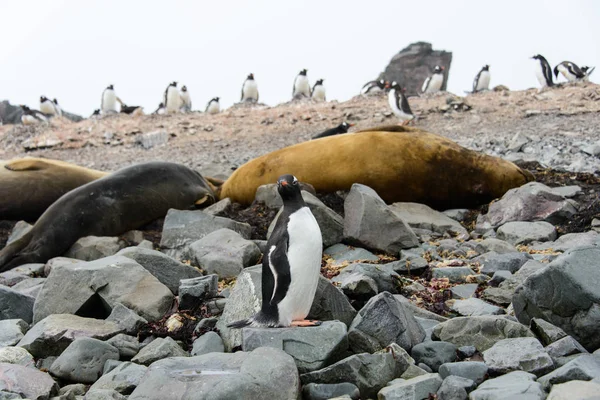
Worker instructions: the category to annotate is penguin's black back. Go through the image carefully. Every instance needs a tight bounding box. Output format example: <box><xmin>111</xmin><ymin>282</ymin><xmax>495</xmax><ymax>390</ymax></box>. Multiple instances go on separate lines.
<box><xmin>312</xmin><ymin>122</ymin><xmax>350</xmax><ymax>139</ymax></box>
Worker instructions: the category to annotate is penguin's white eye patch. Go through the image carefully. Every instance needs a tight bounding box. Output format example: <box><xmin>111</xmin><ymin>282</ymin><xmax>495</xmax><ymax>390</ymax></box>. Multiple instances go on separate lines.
<box><xmin>292</xmin><ymin>176</ymin><xmax>298</xmax><ymax>183</ymax></box>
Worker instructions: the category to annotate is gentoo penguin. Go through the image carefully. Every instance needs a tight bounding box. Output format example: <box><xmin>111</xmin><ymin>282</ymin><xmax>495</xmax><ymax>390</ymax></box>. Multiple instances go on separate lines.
<box><xmin>101</xmin><ymin>84</ymin><xmax>118</xmax><ymax>114</ymax></box>
<box><xmin>91</xmin><ymin>109</ymin><xmax>101</xmax><ymax>118</ymax></box>
<box><xmin>52</xmin><ymin>99</ymin><xmax>63</xmax><ymax>116</ymax></box>
<box><xmin>312</xmin><ymin>121</ymin><xmax>354</xmax><ymax>140</ymax></box>
<box><xmin>206</xmin><ymin>97</ymin><xmax>220</xmax><ymax>114</ymax></box>
<box><xmin>553</xmin><ymin>61</ymin><xmax>585</xmax><ymax>82</ymax></box>
<box><xmin>120</xmin><ymin>104</ymin><xmax>144</xmax><ymax>116</ymax></box>
<box><xmin>421</xmin><ymin>66</ymin><xmax>445</xmax><ymax>94</ymax></box>
<box><xmin>581</xmin><ymin>66</ymin><xmax>595</xmax><ymax>81</ymax></box>
<box><xmin>361</xmin><ymin>79</ymin><xmax>387</xmax><ymax>95</ymax></box>
<box><xmin>180</xmin><ymin>85</ymin><xmax>192</xmax><ymax>112</ymax></box>
<box><xmin>153</xmin><ymin>102</ymin><xmax>166</xmax><ymax>115</ymax></box>
<box><xmin>292</xmin><ymin>69</ymin><xmax>311</xmax><ymax>99</ymax></box>
<box><xmin>20</xmin><ymin>105</ymin><xmax>48</xmax><ymax>125</ymax></box>
<box><xmin>241</xmin><ymin>73</ymin><xmax>259</xmax><ymax>102</ymax></box>
<box><xmin>531</xmin><ymin>55</ymin><xmax>554</xmax><ymax>88</ymax></box>
<box><xmin>39</xmin><ymin>96</ymin><xmax>57</xmax><ymax>116</ymax></box>
<box><xmin>228</xmin><ymin>174</ymin><xmax>323</xmax><ymax>328</ymax></box>
<box><xmin>472</xmin><ymin>65</ymin><xmax>491</xmax><ymax>93</ymax></box>
<box><xmin>164</xmin><ymin>82</ymin><xmax>181</xmax><ymax>113</ymax></box>
<box><xmin>388</xmin><ymin>82</ymin><xmax>414</xmax><ymax>125</ymax></box>
<box><xmin>311</xmin><ymin>79</ymin><xmax>326</xmax><ymax>101</ymax></box>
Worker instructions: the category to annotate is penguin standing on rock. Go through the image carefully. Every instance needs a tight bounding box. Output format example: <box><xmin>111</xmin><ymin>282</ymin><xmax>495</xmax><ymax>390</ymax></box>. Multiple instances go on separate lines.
<box><xmin>241</xmin><ymin>73</ymin><xmax>259</xmax><ymax>102</ymax></box>
<box><xmin>101</xmin><ymin>84</ymin><xmax>118</xmax><ymax>114</ymax></box>
<box><xmin>312</xmin><ymin>121</ymin><xmax>354</xmax><ymax>140</ymax></box>
<box><xmin>153</xmin><ymin>103</ymin><xmax>166</xmax><ymax>115</ymax></box>
<box><xmin>164</xmin><ymin>82</ymin><xmax>181</xmax><ymax>113</ymax></box>
<box><xmin>361</xmin><ymin>79</ymin><xmax>387</xmax><ymax>95</ymax></box>
<box><xmin>472</xmin><ymin>65</ymin><xmax>490</xmax><ymax>93</ymax></box>
<box><xmin>206</xmin><ymin>97</ymin><xmax>220</xmax><ymax>114</ymax></box>
<box><xmin>421</xmin><ymin>66</ymin><xmax>445</xmax><ymax>94</ymax></box>
<box><xmin>553</xmin><ymin>61</ymin><xmax>585</xmax><ymax>82</ymax></box>
<box><xmin>39</xmin><ymin>96</ymin><xmax>57</xmax><ymax>116</ymax></box>
<box><xmin>52</xmin><ymin>99</ymin><xmax>63</xmax><ymax>116</ymax></box>
<box><xmin>388</xmin><ymin>82</ymin><xmax>414</xmax><ymax>125</ymax></box>
<box><xmin>532</xmin><ymin>55</ymin><xmax>554</xmax><ymax>88</ymax></box>
<box><xmin>228</xmin><ymin>174</ymin><xmax>323</xmax><ymax>328</ymax></box>
<box><xmin>311</xmin><ymin>79</ymin><xmax>326</xmax><ymax>101</ymax></box>
<box><xmin>292</xmin><ymin>69</ymin><xmax>311</xmax><ymax>99</ymax></box>
<box><xmin>20</xmin><ymin>105</ymin><xmax>48</xmax><ymax>125</ymax></box>
<box><xmin>180</xmin><ymin>85</ymin><xmax>192</xmax><ymax>112</ymax></box>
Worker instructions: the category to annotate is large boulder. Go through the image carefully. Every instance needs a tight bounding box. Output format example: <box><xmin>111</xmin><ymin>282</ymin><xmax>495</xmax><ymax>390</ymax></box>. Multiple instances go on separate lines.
<box><xmin>0</xmin><ymin>363</ymin><xmax>59</xmax><ymax>400</ymax></box>
<box><xmin>482</xmin><ymin>337</ymin><xmax>554</xmax><ymax>376</ymax></box>
<box><xmin>49</xmin><ymin>337</ymin><xmax>120</xmax><ymax>383</ymax></box>
<box><xmin>33</xmin><ymin>255</ymin><xmax>173</xmax><ymax>323</ymax></box>
<box><xmin>468</xmin><ymin>371</ymin><xmax>544</xmax><ymax>400</ymax></box>
<box><xmin>496</xmin><ymin>221</ymin><xmax>557</xmax><ymax>245</ymax></box>
<box><xmin>390</xmin><ymin>202</ymin><xmax>468</xmax><ymax>238</ymax></box>
<box><xmin>513</xmin><ymin>246</ymin><xmax>600</xmax><ymax>351</ymax></box>
<box><xmin>65</xmin><ymin>236</ymin><xmax>126</xmax><ymax>261</ymax></box>
<box><xmin>129</xmin><ymin>347</ymin><xmax>300</xmax><ymax>400</ymax></box>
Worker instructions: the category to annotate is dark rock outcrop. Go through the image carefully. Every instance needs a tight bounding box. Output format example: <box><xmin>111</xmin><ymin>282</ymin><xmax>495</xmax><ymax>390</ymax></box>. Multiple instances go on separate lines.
<box><xmin>0</xmin><ymin>100</ymin><xmax>83</xmax><ymax>124</ymax></box>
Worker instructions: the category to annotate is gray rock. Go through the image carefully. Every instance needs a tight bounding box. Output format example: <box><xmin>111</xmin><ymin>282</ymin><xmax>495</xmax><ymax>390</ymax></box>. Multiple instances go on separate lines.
<box><xmin>489</xmin><ymin>270</ymin><xmax>512</xmax><ymax>286</ymax></box>
<box><xmin>202</xmin><ymin>198</ymin><xmax>232</xmax><ymax>216</ymax></box>
<box><xmin>116</xmin><ymin>247</ymin><xmax>202</xmax><ymax>294</ymax></box>
<box><xmin>84</xmin><ymin>389</ymin><xmax>127</xmax><ymax>400</ymax></box>
<box><xmin>430</xmin><ymin>267</ymin><xmax>475</xmax><ymax>283</ymax></box>
<box><xmin>513</xmin><ymin>246</ymin><xmax>600</xmax><ymax>351</ymax></box>
<box><xmin>457</xmin><ymin>346</ymin><xmax>477</xmax><ymax>358</ymax></box>
<box><xmin>300</xmin><ymin>352</ymin><xmax>404</xmax><ymax>399</ymax></box>
<box><xmin>378</xmin><ymin>373</ymin><xmax>443</xmax><ymax>400</ymax></box>
<box><xmin>49</xmin><ymin>337</ymin><xmax>119</xmax><ymax>383</ymax></box>
<box><xmin>217</xmin><ymin>265</ymin><xmax>356</xmax><ymax>351</ymax></box>
<box><xmin>323</xmin><ymin>244</ymin><xmax>379</xmax><ymax>263</ymax></box>
<box><xmin>332</xmin><ymin>263</ymin><xmax>400</xmax><ymax>295</ymax></box>
<box><xmin>0</xmin><ymin>271</ymin><xmax>29</xmax><ymax>287</ymax></box>
<box><xmin>474</xmin><ymin>251</ymin><xmax>532</xmax><ymax>276</ymax></box>
<box><xmin>302</xmin><ymin>382</ymin><xmax>360</xmax><ymax>400</ymax></box>
<box><xmin>473</xmin><ymin>238</ymin><xmax>518</xmax><ymax>254</ymax></box>
<box><xmin>89</xmin><ymin>361</ymin><xmax>147</xmax><ymax>395</ymax></box>
<box><xmin>546</xmin><ymin>380</ymin><xmax>600</xmax><ymax>400</ymax></box>
<box><xmin>43</xmin><ymin>256</ymin><xmax>80</xmax><ymax>276</ymax></box>
<box><xmin>65</xmin><ymin>236</ymin><xmax>126</xmax><ymax>261</ymax></box>
<box><xmin>436</xmin><ymin>375</ymin><xmax>475</xmax><ymax>400</ymax></box>
<box><xmin>537</xmin><ymin>355</ymin><xmax>600</xmax><ymax>391</ymax></box>
<box><xmin>343</xmin><ymin>184</ymin><xmax>418</xmax><ymax>254</ymax></box>
<box><xmin>415</xmin><ymin>317</ymin><xmax>440</xmax><ymax>341</ymax></box>
<box><xmin>243</xmin><ymin>321</ymin><xmax>348</xmax><ymax>373</ymax></box>
<box><xmin>394</xmin><ymin>295</ymin><xmax>449</xmax><ymax>322</ymax></box>
<box><xmin>438</xmin><ymin>361</ymin><xmax>488</xmax><ymax>385</ymax></box>
<box><xmin>451</xmin><ymin>284</ymin><xmax>478</xmax><ymax>299</ymax></box>
<box><xmin>432</xmin><ymin>316</ymin><xmax>535</xmax><ymax>352</ymax></box>
<box><xmin>185</xmin><ymin>228</ymin><xmax>261</xmax><ymax>279</ymax></box>
<box><xmin>191</xmin><ymin>331</ymin><xmax>224</xmax><ymax>356</ymax></box>
<box><xmin>534</xmin><ymin>231</ymin><xmax>600</xmax><ymax>253</ymax></box>
<box><xmin>105</xmin><ymin>304</ymin><xmax>148</xmax><ymax>335</ymax></box>
<box><xmin>482</xmin><ymin>337</ymin><xmax>554</xmax><ymax>376</ymax></box>
<box><xmin>476</xmin><ymin>182</ymin><xmax>578</xmax><ymax>230</ymax></box>
<box><xmin>0</xmin><ymin>286</ymin><xmax>35</xmax><ymax>323</ymax></box>
<box><xmin>106</xmin><ymin>334</ymin><xmax>140</xmax><ymax>359</ymax></box>
<box><xmin>531</xmin><ymin>318</ymin><xmax>569</xmax><ymax>346</ymax></box>
<box><xmin>332</xmin><ymin>271</ymin><xmax>378</xmax><ymax>297</ymax></box>
<box><xmin>390</xmin><ymin>256</ymin><xmax>429</xmax><ymax>275</ymax></box>
<box><xmin>448</xmin><ymin>298</ymin><xmax>504</xmax><ymax>316</ymax></box>
<box><xmin>497</xmin><ymin>221</ymin><xmax>557</xmax><ymax>245</ymax></box>
<box><xmin>131</xmin><ymin>336</ymin><xmax>188</xmax><ymax>366</ymax></box>
<box><xmin>179</xmin><ymin>275</ymin><xmax>219</xmax><ymax>310</ymax></box>
<box><xmin>0</xmin><ymin>347</ymin><xmax>34</xmax><ymax>368</ymax></box>
<box><xmin>58</xmin><ymin>383</ymin><xmax>87</xmax><ymax>397</ymax></box>
<box><xmin>546</xmin><ymin>336</ymin><xmax>588</xmax><ymax>365</ymax></box>
<box><xmin>6</xmin><ymin>221</ymin><xmax>33</xmax><ymax>246</ymax></box>
<box><xmin>411</xmin><ymin>342</ymin><xmax>457</xmax><ymax>372</ymax></box>
<box><xmin>159</xmin><ymin>209</ymin><xmax>252</xmax><ymax>259</ymax></box>
<box><xmin>469</xmin><ymin>371</ymin><xmax>544</xmax><ymax>400</ymax></box>
<box><xmin>348</xmin><ymin>292</ymin><xmax>424</xmax><ymax>354</ymax></box>
<box><xmin>129</xmin><ymin>347</ymin><xmax>299</xmax><ymax>400</ymax></box>
<box><xmin>11</xmin><ymin>263</ymin><xmax>45</xmax><ymax>276</ymax></box>
<box><xmin>17</xmin><ymin>314</ymin><xmax>121</xmax><ymax>358</ymax></box>
<box><xmin>0</xmin><ymin>320</ymin><xmax>28</xmax><ymax>347</ymax></box>
<box><xmin>11</xmin><ymin>278</ymin><xmax>45</xmax><ymax>298</ymax></box>
<box><xmin>390</xmin><ymin>202</ymin><xmax>469</xmax><ymax>238</ymax></box>
<box><xmin>0</xmin><ymin>363</ymin><xmax>58</xmax><ymax>400</ymax></box>
<box><xmin>136</xmin><ymin>130</ymin><xmax>168</xmax><ymax>149</ymax></box>
<box><xmin>103</xmin><ymin>360</ymin><xmax>123</xmax><ymax>375</ymax></box>
<box><xmin>550</xmin><ymin>186</ymin><xmax>583</xmax><ymax>198</ymax></box>
<box><xmin>508</xmin><ymin>131</ymin><xmax>530</xmax><ymax>152</ymax></box>
<box><xmin>137</xmin><ymin>240</ymin><xmax>154</xmax><ymax>249</ymax></box>
<box><xmin>33</xmin><ymin>255</ymin><xmax>173</xmax><ymax>323</ymax></box>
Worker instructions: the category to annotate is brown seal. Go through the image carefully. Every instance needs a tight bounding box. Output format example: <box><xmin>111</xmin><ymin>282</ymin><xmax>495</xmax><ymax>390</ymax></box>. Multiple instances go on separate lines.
<box><xmin>0</xmin><ymin>161</ymin><xmax>216</xmax><ymax>272</ymax></box>
<box><xmin>219</xmin><ymin>125</ymin><xmax>533</xmax><ymax>209</ymax></box>
<box><xmin>0</xmin><ymin>157</ymin><xmax>108</xmax><ymax>222</ymax></box>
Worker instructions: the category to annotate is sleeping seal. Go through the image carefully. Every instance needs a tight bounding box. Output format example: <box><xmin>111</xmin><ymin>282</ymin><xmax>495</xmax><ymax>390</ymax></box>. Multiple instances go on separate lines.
<box><xmin>0</xmin><ymin>161</ymin><xmax>215</xmax><ymax>272</ymax></box>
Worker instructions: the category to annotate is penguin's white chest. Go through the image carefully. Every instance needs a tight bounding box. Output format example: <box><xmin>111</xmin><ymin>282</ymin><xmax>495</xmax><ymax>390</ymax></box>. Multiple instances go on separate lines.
<box><xmin>180</xmin><ymin>91</ymin><xmax>191</xmax><ymax>108</ymax></box>
<box><xmin>207</xmin><ymin>101</ymin><xmax>220</xmax><ymax>114</ymax></box>
<box><xmin>535</xmin><ymin>62</ymin><xmax>549</xmax><ymax>87</ymax></box>
<box><xmin>242</xmin><ymin>80</ymin><xmax>258</xmax><ymax>101</ymax></box>
<box><xmin>166</xmin><ymin>87</ymin><xmax>181</xmax><ymax>112</ymax></box>
<box><xmin>312</xmin><ymin>85</ymin><xmax>326</xmax><ymax>101</ymax></box>
<box><xmin>276</xmin><ymin>207</ymin><xmax>322</xmax><ymax>326</ymax></box>
<box><xmin>21</xmin><ymin>115</ymin><xmax>38</xmax><ymax>125</ymax></box>
<box><xmin>475</xmin><ymin>71</ymin><xmax>490</xmax><ymax>91</ymax></box>
<box><xmin>40</xmin><ymin>101</ymin><xmax>56</xmax><ymax>115</ymax></box>
<box><xmin>424</xmin><ymin>73</ymin><xmax>444</xmax><ymax>93</ymax></box>
<box><xmin>294</xmin><ymin>76</ymin><xmax>310</xmax><ymax>97</ymax></box>
<box><xmin>102</xmin><ymin>90</ymin><xmax>117</xmax><ymax>112</ymax></box>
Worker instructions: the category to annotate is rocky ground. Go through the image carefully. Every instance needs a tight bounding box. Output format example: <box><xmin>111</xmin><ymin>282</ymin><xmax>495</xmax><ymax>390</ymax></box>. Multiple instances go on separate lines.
<box><xmin>1</xmin><ymin>84</ymin><xmax>600</xmax><ymax>400</ymax></box>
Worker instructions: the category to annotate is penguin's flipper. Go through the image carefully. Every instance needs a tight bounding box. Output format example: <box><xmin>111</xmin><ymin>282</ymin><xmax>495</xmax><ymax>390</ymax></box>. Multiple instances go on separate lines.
<box><xmin>226</xmin><ymin>318</ymin><xmax>252</xmax><ymax>329</ymax></box>
<box><xmin>266</xmin><ymin>239</ymin><xmax>292</xmax><ymax>306</ymax></box>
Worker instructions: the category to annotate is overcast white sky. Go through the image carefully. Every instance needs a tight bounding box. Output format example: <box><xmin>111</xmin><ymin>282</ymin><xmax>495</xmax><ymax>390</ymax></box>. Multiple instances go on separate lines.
<box><xmin>0</xmin><ymin>1</ymin><xmax>598</xmax><ymax>116</ymax></box>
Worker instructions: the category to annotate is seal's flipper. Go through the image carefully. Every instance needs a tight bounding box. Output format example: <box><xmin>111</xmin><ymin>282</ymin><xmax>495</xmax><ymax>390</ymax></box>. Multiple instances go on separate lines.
<box><xmin>4</xmin><ymin>158</ymin><xmax>48</xmax><ymax>171</ymax></box>
<box><xmin>194</xmin><ymin>195</ymin><xmax>211</xmax><ymax>206</ymax></box>
<box><xmin>0</xmin><ymin>232</ymin><xmax>34</xmax><ymax>273</ymax></box>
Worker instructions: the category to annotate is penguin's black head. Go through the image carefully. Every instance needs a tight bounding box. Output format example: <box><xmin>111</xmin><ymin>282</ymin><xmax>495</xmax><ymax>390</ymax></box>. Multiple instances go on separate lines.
<box><xmin>40</xmin><ymin>96</ymin><xmax>48</xmax><ymax>103</ymax></box>
<box><xmin>107</xmin><ymin>84</ymin><xmax>114</xmax><ymax>90</ymax></box>
<box><xmin>214</xmin><ymin>97</ymin><xmax>220</xmax><ymax>102</ymax></box>
<box><xmin>532</xmin><ymin>54</ymin><xmax>545</xmax><ymax>61</ymax></box>
<box><xmin>248</xmin><ymin>73</ymin><xmax>254</xmax><ymax>80</ymax></box>
<box><xmin>300</xmin><ymin>69</ymin><xmax>307</xmax><ymax>76</ymax></box>
<box><xmin>158</xmin><ymin>102</ymin><xmax>164</xmax><ymax>107</ymax></box>
<box><xmin>434</xmin><ymin>66</ymin><xmax>444</xmax><ymax>73</ymax></box>
<box><xmin>316</xmin><ymin>79</ymin><xmax>324</xmax><ymax>85</ymax></box>
<box><xmin>181</xmin><ymin>85</ymin><xmax>187</xmax><ymax>92</ymax></box>
<box><xmin>20</xmin><ymin>105</ymin><xmax>30</xmax><ymax>111</ymax></box>
<box><xmin>92</xmin><ymin>109</ymin><xmax>100</xmax><ymax>115</ymax></box>
<box><xmin>171</xmin><ymin>82</ymin><xmax>178</xmax><ymax>87</ymax></box>
<box><xmin>390</xmin><ymin>81</ymin><xmax>402</xmax><ymax>90</ymax></box>
<box><xmin>277</xmin><ymin>174</ymin><xmax>302</xmax><ymax>201</ymax></box>
<box><xmin>483</xmin><ymin>65</ymin><xmax>490</xmax><ymax>71</ymax></box>
<box><xmin>53</xmin><ymin>98</ymin><xmax>59</xmax><ymax>104</ymax></box>
<box><xmin>339</xmin><ymin>121</ymin><xmax>355</xmax><ymax>132</ymax></box>
<box><xmin>581</xmin><ymin>66</ymin><xmax>589</xmax><ymax>73</ymax></box>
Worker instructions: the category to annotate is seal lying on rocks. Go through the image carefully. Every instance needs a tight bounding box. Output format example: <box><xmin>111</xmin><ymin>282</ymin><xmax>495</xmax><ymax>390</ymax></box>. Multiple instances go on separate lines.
<box><xmin>0</xmin><ymin>162</ymin><xmax>216</xmax><ymax>272</ymax></box>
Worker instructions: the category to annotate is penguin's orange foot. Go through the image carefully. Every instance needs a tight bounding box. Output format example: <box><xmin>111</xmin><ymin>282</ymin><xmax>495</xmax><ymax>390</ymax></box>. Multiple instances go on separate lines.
<box><xmin>290</xmin><ymin>319</ymin><xmax>322</xmax><ymax>327</ymax></box>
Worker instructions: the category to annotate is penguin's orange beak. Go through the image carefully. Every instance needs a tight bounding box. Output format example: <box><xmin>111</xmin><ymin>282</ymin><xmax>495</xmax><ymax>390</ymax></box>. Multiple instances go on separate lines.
<box><xmin>349</xmin><ymin>123</ymin><xmax>355</xmax><ymax>127</ymax></box>
<box><xmin>280</xmin><ymin>180</ymin><xmax>288</xmax><ymax>187</ymax></box>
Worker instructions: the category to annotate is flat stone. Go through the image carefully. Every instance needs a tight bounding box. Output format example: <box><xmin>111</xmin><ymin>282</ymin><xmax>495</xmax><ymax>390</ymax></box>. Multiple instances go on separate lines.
<box><xmin>378</xmin><ymin>373</ymin><xmax>443</xmax><ymax>400</ymax></box>
<box><xmin>58</xmin><ymin>383</ymin><xmax>87</xmax><ymax>397</ymax></box>
<box><xmin>537</xmin><ymin>355</ymin><xmax>600</xmax><ymax>391</ymax></box>
<box><xmin>332</xmin><ymin>263</ymin><xmax>401</xmax><ymax>295</ymax></box>
<box><xmin>11</xmin><ymin>277</ymin><xmax>45</xmax><ymax>298</ymax></box>
<box><xmin>436</xmin><ymin>375</ymin><xmax>475</xmax><ymax>400</ymax></box>
<box><xmin>450</xmin><ymin>284</ymin><xmax>478</xmax><ymax>299</ymax></box>
<box><xmin>473</xmin><ymin>238</ymin><xmax>518</xmax><ymax>254</ymax></box>
<box><xmin>489</xmin><ymin>270</ymin><xmax>512</xmax><ymax>286</ymax></box>
<box><xmin>131</xmin><ymin>336</ymin><xmax>188</xmax><ymax>366</ymax></box>
<box><xmin>531</xmin><ymin>318</ymin><xmax>569</xmax><ymax>346</ymax></box>
<box><xmin>546</xmin><ymin>380</ymin><xmax>600</xmax><ymax>400</ymax></box>
<box><xmin>0</xmin><ymin>347</ymin><xmax>35</xmax><ymax>368</ymax></box>
<box><xmin>191</xmin><ymin>331</ymin><xmax>224</xmax><ymax>356</ymax></box>
<box><xmin>65</xmin><ymin>236</ymin><xmax>126</xmax><ymax>261</ymax></box>
<box><xmin>438</xmin><ymin>361</ymin><xmax>488</xmax><ymax>385</ymax></box>
<box><xmin>178</xmin><ymin>275</ymin><xmax>219</xmax><ymax>310</ymax></box>
<box><xmin>474</xmin><ymin>251</ymin><xmax>532</xmax><ymax>276</ymax></box>
<box><xmin>0</xmin><ymin>286</ymin><xmax>35</xmax><ymax>323</ymax></box>
<box><xmin>243</xmin><ymin>321</ymin><xmax>347</xmax><ymax>373</ymax></box>
<box><xmin>106</xmin><ymin>334</ymin><xmax>140</xmax><ymax>359</ymax></box>
<box><xmin>105</xmin><ymin>303</ymin><xmax>148</xmax><ymax>335</ymax></box>
<box><xmin>0</xmin><ymin>363</ymin><xmax>58</xmax><ymax>400</ymax></box>
<box><xmin>0</xmin><ymin>271</ymin><xmax>29</xmax><ymax>287</ymax></box>
<box><xmin>482</xmin><ymin>337</ymin><xmax>554</xmax><ymax>376</ymax></box>
<box><xmin>497</xmin><ymin>221</ymin><xmax>557</xmax><ymax>245</ymax></box>
<box><xmin>390</xmin><ymin>202</ymin><xmax>468</xmax><ymax>238</ymax></box>
<box><xmin>0</xmin><ymin>320</ymin><xmax>28</xmax><ymax>347</ymax></box>
<box><xmin>6</xmin><ymin>221</ymin><xmax>33</xmax><ymax>246</ymax></box>
<box><xmin>302</xmin><ymin>382</ymin><xmax>360</xmax><ymax>400</ymax></box>
<box><xmin>85</xmin><ymin>389</ymin><xmax>128</xmax><ymax>399</ymax></box>
<box><xmin>324</xmin><ymin>244</ymin><xmax>379</xmax><ymax>263</ymax></box>
<box><xmin>411</xmin><ymin>342</ymin><xmax>457</xmax><ymax>372</ymax></box>
<box><xmin>89</xmin><ymin>361</ymin><xmax>147</xmax><ymax>395</ymax></box>
<box><xmin>448</xmin><ymin>297</ymin><xmax>505</xmax><ymax>316</ymax></box>
<box><xmin>49</xmin><ymin>337</ymin><xmax>119</xmax><ymax>384</ymax></box>
<box><xmin>469</xmin><ymin>371</ymin><xmax>544</xmax><ymax>400</ymax></box>
<box><xmin>202</xmin><ymin>198</ymin><xmax>232</xmax><ymax>216</ymax></box>
<box><xmin>533</xmin><ymin>231</ymin><xmax>600</xmax><ymax>252</ymax></box>
<box><xmin>430</xmin><ymin>267</ymin><xmax>475</xmax><ymax>283</ymax></box>
<box><xmin>129</xmin><ymin>347</ymin><xmax>299</xmax><ymax>400</ymax></box>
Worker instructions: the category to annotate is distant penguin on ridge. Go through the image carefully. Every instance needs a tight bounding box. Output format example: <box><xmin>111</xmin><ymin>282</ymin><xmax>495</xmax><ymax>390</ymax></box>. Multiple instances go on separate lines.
<box><xmin>101</xmin><ymin>84</ymin><xmax>118</xmax><ymax>114</ymax></box>
<box><xmin>553</xmin><ymin>61</ymin><xmax>585</xmax><ymax>82</ymax></box>
<box><xmin>421</xmin><ymin>66</ymin><xmax>445</xmax><ymax>94</ymax></box>
<box><xmin>472</xmin><ymin>65</ymin><xmax>490</xmax><ymax>93</ymax></box>
<box><xmin>20</xmin><ymin>105</ymin><xmax>48</xmax><ymax>125</ymax></box>
<box><xmin>311</xmin><ymin>79</ymin><xmax>326</xmax><ymax>101</ymax></box>
<box><xmin>241</xmin><ymin>73</ymin><xmax>259</xmax><ymax>102</ymax></box>
<box><xmin>361</xmin><ymin>79</ymin><xmax>387</xmax><ymax>95</ymax></box>
<box><xmin>52</xmin><ymin>99</ymin><xmax>63</xmax><ymax>116</ymax></box>
<box><xmin>227</xmin><ymin>174</ymin><xmax>323</xmax><ymax>328</ymax></box>
<box><xmin>180</xmin><ymin>85</ymin><xmax>192</xmax><ymax>112</ymax></box>
<box><xmin>312</xmin><ymin>121</ymin><xmax>354</xmax><ymax>140</ymax></box>
<box><xmin>292</xmin><ymin>69</ymin><xmax>311</xmax><ymax>99</ymax></box>
<box><xmin>581</xmin><ymin>66</ymin><xmax>595</xmax><ymax>81</ymax></box>
<box><xmin>206</xmin><ymin>97</ymin><xmax>220</xmax><ymax>114</ymax></box>
<box><xmin>39</xmin><ymin>96</ymin><xmax>57</xmax><ymax>116</ymax></box>
<box><xmin>388</xmin><ymin>81</ymin><xmax>414</xmax><ymax>125</ymax></box>
<box><xmin>531</xmin><ymin>55</ymin><xmax>554</xmax><ymax>89</ymax></box>
<box><xmin>164</xmin><ymin>82</ymin><xmax>181</xmax><ymax>113</ymax></box>
<box><xmin>153</xmin><ymin>102</ymin><xmax>166</xmax><ymax>115</ymax></box>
